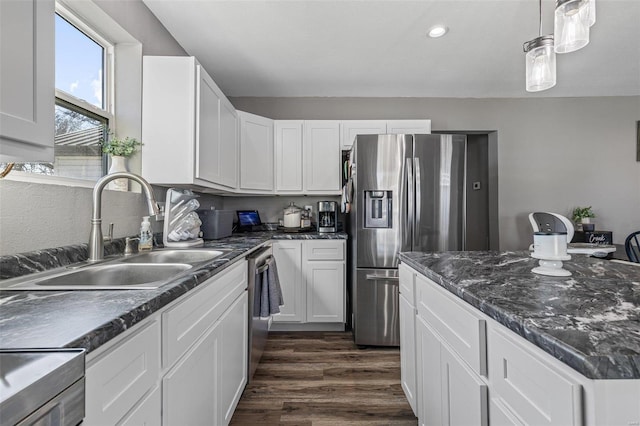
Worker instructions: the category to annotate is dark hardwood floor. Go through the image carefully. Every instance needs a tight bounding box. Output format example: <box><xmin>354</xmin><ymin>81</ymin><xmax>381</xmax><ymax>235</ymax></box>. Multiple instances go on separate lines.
<box><xmin>230</xmin><ymin>331</ymin><xmax>418</xmax><ymax>425</ymax></box>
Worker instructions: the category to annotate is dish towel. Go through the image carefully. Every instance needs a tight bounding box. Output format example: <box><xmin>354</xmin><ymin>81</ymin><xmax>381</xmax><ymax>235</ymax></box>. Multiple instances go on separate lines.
<box><xmin>259</xmin><ymin>257</ymin><xmax>284</xmax><ymax>318</ymax></box>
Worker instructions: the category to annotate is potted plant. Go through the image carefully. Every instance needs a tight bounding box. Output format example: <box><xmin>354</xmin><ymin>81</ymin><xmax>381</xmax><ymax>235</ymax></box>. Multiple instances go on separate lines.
<box><xmin>101</xmin><ymin>131</ymin><xmax>142</xmax><ymax>191</ymax></box>
<box><xmin>571</xmin><ymin>206</ymin><xmax>596</xmax><ymax>231</ymax></box>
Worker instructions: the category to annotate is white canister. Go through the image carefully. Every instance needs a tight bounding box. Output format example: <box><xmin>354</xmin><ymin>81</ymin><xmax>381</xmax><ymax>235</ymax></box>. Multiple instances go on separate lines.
<box><xmin>532</xmin><ymin>232</ymin><xmax>568</xmax><ymax>258</ymax></box>
<box><xmin>283</xmin><ymin>202</ymin><xmax>302</xmax><ymax>228</ymax></box>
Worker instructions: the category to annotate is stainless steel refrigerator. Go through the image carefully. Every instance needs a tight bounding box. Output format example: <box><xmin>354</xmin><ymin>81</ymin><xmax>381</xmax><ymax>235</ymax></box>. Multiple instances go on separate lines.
<box><xmin>349</xmin><ymin>133</ymin><xmax>481</xmax><ymax>346</ymax></box>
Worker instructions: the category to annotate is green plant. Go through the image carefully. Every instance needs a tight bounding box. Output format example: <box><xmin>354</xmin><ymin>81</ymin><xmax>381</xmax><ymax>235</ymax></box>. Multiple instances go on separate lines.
<box><xmin>571</xmin><ymin>206</ymin><xmax>595</xmax><ymax>223</ymax></box>
<box><xmin>101</xmin><ymin>132</ymin><xmax>141</xmax><ymax>157</ymax></box>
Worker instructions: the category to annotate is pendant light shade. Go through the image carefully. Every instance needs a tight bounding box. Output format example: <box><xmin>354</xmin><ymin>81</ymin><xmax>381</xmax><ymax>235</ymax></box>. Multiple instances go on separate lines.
<box><xmin>585</xmin><ymin>0</ymin><xmax>596</xmax><ymax>26</ymax></box>
<box><xmin>524</xmin><ymin>36</ymin><xmax>557</xmax><ymax>92</ymax></box>
<box><xmin>555</xmin><ymin>0</ymin><xmax>590</xmax><ymax>53</ymax></box>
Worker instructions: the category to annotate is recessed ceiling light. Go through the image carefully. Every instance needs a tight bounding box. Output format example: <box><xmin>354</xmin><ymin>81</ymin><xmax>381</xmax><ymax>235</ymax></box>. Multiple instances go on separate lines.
<box><xmin>427</xmin><ymin>25</ymin><xmax>449</xmax><ymax>38</ymax></box>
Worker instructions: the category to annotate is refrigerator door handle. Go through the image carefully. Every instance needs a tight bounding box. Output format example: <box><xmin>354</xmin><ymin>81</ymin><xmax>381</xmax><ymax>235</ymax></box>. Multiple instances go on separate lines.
<box><xmin>365</xmin><ymin>274</ymin><xmax>400</xmax><ymax>282</ymax></box>
<box><xmin>414</xmin><ymin>157</ymin><xmax>421</xmax><ymax>247</ymax></box>
<box><xmin>406</xmin><ymin>157</ymin><xmax>414</xmax><ymax>249</ymax></box>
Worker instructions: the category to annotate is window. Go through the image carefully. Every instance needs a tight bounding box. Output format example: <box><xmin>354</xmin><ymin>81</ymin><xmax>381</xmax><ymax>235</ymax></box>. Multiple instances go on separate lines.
<box><xmin>4</xmin><ymin>6</ymin><xmax>113</xmax><ymax>180</ymax></box>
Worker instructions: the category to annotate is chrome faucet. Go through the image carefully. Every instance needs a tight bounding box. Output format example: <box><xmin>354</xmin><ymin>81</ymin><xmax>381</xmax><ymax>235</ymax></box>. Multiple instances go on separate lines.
<box><xmin>88</xmin><ymin>172</ymin><xmax>161</xmax><ymax>262</ymax></box>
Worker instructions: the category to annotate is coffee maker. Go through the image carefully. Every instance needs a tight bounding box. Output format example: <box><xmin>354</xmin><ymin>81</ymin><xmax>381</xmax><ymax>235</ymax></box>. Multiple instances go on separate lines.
<box><xmin>317</xmin><ymin>201</ymin><xmax>338</xmax><ymax>233</ymax></box>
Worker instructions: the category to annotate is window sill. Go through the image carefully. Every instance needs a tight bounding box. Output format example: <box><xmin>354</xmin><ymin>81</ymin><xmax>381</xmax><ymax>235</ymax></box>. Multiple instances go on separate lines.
<box><xmin>3</xmin><ymin>171</ymin><xmax>98</xmax><ymax>189</ymax></box>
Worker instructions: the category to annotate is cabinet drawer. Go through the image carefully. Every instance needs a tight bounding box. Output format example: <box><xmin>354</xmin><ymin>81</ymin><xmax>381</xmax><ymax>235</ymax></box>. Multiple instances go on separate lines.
<box><xmin>303</xmin><ymin>240</ymin><xmax>345</xmax><ymax>261</ymax></box>
<box><xmin>163</xmin><ymin>260</ymin><xmax>247</xmax><ymax>367</ymax></box>
<box><xmin>85</xmin><ymin>320</ymin><xmax>161</xmax><ymax>425</ymax></box>
<box><xmin>415</xmin><ymin>274</ymin><xmax>486</xmax><ymax>376</ymax></box>
<box><xmin>488</xmin><ymin>328</ymin><xmax>582</xmax><ymax>426</ymax></box>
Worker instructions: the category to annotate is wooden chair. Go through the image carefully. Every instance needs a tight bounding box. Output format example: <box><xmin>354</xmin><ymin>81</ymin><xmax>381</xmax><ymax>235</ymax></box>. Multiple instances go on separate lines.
<box><xmin>625</xmin><ymin>231</ymin><xmax>640</xmax><ymax>263</ymax></box>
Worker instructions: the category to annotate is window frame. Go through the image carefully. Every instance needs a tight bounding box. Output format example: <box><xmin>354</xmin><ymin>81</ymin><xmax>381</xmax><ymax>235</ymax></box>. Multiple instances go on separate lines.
<box><xmin>54</xmin><ymin>3</ymin><xmax>114</xmax><ymax>178</ymax></box>
<box><xmin>4</xmin><ymin>0</ymin><xmax>142</xmax><ymax>189</ymax></box>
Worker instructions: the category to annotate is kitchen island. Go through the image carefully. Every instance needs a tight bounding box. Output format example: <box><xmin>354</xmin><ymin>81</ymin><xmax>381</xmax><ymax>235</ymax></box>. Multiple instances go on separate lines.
<box><xmin>399</xmin><ymin>250</ymin><xmax>640</xmax><ymax>426</ymax></box>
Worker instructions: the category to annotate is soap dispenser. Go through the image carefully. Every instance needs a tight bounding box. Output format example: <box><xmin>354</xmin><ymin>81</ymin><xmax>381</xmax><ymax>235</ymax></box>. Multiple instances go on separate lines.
<box><xmin>139</xmin><ymin>216</ymin><xmax>153</xmax><ymax>251</ymax></box>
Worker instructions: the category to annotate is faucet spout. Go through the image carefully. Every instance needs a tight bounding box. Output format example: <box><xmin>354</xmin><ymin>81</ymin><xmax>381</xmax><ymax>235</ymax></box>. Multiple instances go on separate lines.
<box><xmin>88</xmin><ymin>172</ymin><xmax>160</xmax><ymax>262</ymax></box>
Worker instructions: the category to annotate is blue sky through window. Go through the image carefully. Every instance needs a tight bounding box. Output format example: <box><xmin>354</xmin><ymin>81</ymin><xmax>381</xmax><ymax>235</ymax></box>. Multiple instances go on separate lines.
<box><xmin>55</xmin><ymin>14</ymin><xmax>104</xmax><ymax>109</ymax></box>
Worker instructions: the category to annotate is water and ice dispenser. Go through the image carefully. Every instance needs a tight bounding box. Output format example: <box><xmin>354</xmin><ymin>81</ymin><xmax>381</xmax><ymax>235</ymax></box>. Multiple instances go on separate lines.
<box><xmin>364</xmin><ymin>191</ymin><xmax>392</xmax><ymax>228</ymax></box>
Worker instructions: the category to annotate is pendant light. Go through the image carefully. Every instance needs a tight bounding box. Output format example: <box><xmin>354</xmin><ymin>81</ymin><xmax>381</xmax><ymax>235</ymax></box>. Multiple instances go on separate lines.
<box><xmin>524</xmin><ymin>0</ymin><xmax>556</xmax><ymax>92</ymax></box>
<box><xmin>585</xmin><ymin>0</ymin><xmax>596</xmax><ymax>27</ymax></box>
<box><xmin>554</xmin><ymin>0</ymin><xmax>590</xmax><ymax>53</ymax></box>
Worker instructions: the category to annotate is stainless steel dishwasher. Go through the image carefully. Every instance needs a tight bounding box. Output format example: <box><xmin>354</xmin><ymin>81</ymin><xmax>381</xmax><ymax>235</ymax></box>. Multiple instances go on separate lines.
<box><xmin>246</xmin><ymin>244</ymin><xmax>273</xmax><ymax>382</ymax></box>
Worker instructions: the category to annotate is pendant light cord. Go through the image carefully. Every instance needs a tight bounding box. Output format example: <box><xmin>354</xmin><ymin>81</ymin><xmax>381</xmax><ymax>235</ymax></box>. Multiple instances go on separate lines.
<box><xmin>538</xmin><ymin>0</ymin><xmax>542</xmax><ymax>37</ymax></box>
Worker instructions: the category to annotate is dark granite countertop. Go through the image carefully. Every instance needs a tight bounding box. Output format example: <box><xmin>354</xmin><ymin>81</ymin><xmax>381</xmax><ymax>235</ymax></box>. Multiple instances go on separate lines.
<box><xmin>399</xmin><ymin>251</ymin><xmax>640</xmax><ymax>380</ymax></box>
<box><xmin>0</xmin><ymin>231</ymin><xmax>347</xmax><ymax>355</ymax></box>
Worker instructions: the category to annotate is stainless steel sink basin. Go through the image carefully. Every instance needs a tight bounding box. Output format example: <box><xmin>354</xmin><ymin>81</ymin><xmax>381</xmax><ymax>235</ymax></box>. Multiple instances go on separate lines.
<box><xmin>118</xmin><ymin>249</ymin><xmax>230</xmax><ymax>265</ymax></box>
<box><xmin>0</xmin><ymin>263</ymin><xmax>192</xmax><ymax>291</ymax></box>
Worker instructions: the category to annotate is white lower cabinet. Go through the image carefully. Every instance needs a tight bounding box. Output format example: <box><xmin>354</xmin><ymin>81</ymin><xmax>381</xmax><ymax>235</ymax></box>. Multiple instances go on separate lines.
<box><xmin>305</xmin><ymin>260</ymin><xmax>345</xmax><ymax>322</ymax></box>
<box><xmin>84</xmin><ymin>320</ymin><xmax>161</xmax><ymax>425</ymax></box>
<box><xmin>162</xmin><ymin>318</ymin><xmax>219</xmax><ymax>425</ymax></box>
<box><xmin>119</xmin><ymin>386</ymin><xmax>161</xmax><ymax>426</ymax></box>
<box><xmin>163</xmin><ymin>292</ymin><xmax>248</xmax><ymax>426</ymax></box>
<box><xmin>416</xmin><ymin>315</ymin><xmax>488</xmax><ymax>426</ymax></box>
<box><xmin>272</xmin><ymin>240</ymin><xmax>346</xmax><ymax>326</ymax></box>
<box><xmin>399</xmin><ymin>263</ymin><xmax>417</xmax><ymax>415</ymax></box>
<box><xmin>84</xmin><ymin>259</ymin><xmax>248</xmax><ymax>426</ymax></box>
<box><xmin>272</xmin><ymin>240</ymin><xmax>305</xmax><ymax>322</ymax></box>
<box><xmin>401</xmin><ymin>263</ymin><xmax>589</xmax><ymax>426</ymax></box>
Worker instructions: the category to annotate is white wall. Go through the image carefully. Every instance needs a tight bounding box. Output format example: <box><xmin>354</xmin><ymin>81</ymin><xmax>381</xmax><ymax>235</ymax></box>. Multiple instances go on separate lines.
<box><xmin>230</xmin><ymin>96</ymin><xmax>640</xmax><ymax>250</ymax></box>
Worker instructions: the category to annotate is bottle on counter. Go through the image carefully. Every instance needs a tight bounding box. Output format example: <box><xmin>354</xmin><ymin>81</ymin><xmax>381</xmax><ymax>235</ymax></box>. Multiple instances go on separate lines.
<box><xmin>139</xmin><ymin>216</ymin><xmax>153</xmax><ymax>251</ymax></box>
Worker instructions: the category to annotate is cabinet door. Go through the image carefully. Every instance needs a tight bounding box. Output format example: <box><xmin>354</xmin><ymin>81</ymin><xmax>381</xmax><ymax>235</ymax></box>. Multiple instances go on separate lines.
<box><xmin>488</xmin><ymin>328</ymin><xmax>582</xmax><ymax>426</ymax></box>
<box><xmin>274</xmin><ymin>120</ymin><xmax>303</xmax><ymax>192</ymax></box>
<box><xmin>416</xmin><ymin>316</ymin><xmax>443</xmax><ymax>426</ymax></box>
<box><xmin>163</xmin><ymin>322</ymin><xmax>219</xmax><ymax>426</ymax></box>
<box><xmin>305</xmin><ymin>260</ymin><xmax>345</xmax><ymax>323</ymax></box>
<box><xmin>386</xmin><ymin>120</ymin><xmax>431</xmax><ymax>135</ymax></box>
<box><xmin>272</xmin><ymin>241</ymin><xmax>304</xmax><ymax>322</ymax></box>
<box><xmin>303</xmin><ymin>121</ymin><xmax>341</xmax><ymax>192</ymax></box>
<box><xmin>218</xmin><ymin>293</ymin><xmax>249</xmax><ymax>425</ymax></box>
<box><xmin>195</xmin><ymin>65</ymin><xmax>222</xmax><ymax>184</ymax></box>
<box><xmin>400</xmin><ymin>293</ymin><xmax>417</xmax><ymax>415</ymax></box>
<box><xmin>119</xmin><ymin>386</ymin><xmax>161</xmax><ymax>426</ymax></box>
<box><xmin>0</xmin><ymin>0</ymin><xmax>54</xmax><ymax>162</ymax></box>
<box><xmin>340</xmin><ymin>120</ymin><xmax>386</xmax><ymax>151</ymax></box>
<box><xmin>219</xmin><ymin>98</ymin><xmax>238</xmax><ymax>188</ymax></box>
<box><xmin>85</xmin><ymin>321</ymin><xmax>161</xmax><ymax>425</ymax></box>
<box><xmin>440</xmin><ymin>342</ymin><xmax>488</xmax><ymax>426</ymax></box>
<box><xmin>239</xmin><ymin>111</ymin><xmax>274</xmax><ymax>191</ymax></box>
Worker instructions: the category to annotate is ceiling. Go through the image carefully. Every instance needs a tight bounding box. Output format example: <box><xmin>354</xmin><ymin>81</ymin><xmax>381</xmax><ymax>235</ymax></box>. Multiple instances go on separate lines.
<box><xmin>142</xmin><ymin>0</ymin><xmax>640</xmax><ymax>98</ymax></box>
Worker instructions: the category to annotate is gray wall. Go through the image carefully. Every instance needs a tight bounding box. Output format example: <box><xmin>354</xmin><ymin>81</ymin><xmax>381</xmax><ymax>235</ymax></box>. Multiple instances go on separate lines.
<box><xmin>94</xmin><ymin>0</ymin><xmax>187</xmax><ymax>56</ymax></box>
<box><xmin>230</xmin><ymin>96</ymin><xmax>640</xmax><ymax>250</ymax></box>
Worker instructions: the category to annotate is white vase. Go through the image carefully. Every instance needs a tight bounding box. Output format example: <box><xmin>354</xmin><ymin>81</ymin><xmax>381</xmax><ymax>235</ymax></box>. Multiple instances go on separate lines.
<box><xmin>108</xmin><ymin>155</ymin><xmax>128</xmax><ymax>191</ymax></box>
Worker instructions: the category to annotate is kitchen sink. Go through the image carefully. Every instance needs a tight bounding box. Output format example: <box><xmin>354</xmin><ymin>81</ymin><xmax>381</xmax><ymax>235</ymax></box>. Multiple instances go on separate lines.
<box><xmin>118</xmin><ymin>249</ymin><xmax>230</xmax><ymax>265</ymax></box>
<box><xmin>0</xmin><ymin>248</ymin><xmax>234</xmax><ymax>291</ymax></box>
<box><xmin>0</xmin><ymin>263</ymin><xmax>192</xmax><ymax>291</ymax></box>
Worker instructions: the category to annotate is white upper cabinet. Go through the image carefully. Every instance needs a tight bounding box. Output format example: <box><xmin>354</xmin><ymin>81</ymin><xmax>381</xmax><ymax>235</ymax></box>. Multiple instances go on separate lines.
<box><xmin>386</xmin><ymin>120</ymin><xmax>431</xmax><ymax>135</ymax></box>
<box><xmin>274</xmin><ymin>120</ymin><xmax>303</xmax><ymax>192</ymax></box>
<box><xmin>142</xmin><ymin>56</ymin><xmax>237</xmax><ymax>190</ymax></box>
<box><xmin>340</xmin><ymin>119</ymin><xmax>432</xmax><ymax>150</ymax></box>
<box><xmin>273</xmin><ymin>119</ymin><xmax>341</xmax><ymax>194</ymax></box>
<box><xmin>0</xmin><ymin>0</ymin><xmax>55</xmax><ymax>162</ymax></box>
<box><xmin>304</xmin><ymin>121</ymin><xmax>341</xmax><ymax>193</ymax></box>
<box><xmin>239</xmin><ymin>111</ymin><xmax>274</xmax><ymax>192</ymax></box>
<box><xmin>340</xmin><ymin>120</ymin><xmax>386</xmax><ymax>151</ymax></box>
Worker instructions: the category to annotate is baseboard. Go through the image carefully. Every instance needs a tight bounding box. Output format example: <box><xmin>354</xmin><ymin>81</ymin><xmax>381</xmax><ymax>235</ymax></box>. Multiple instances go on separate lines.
<box><xmin>269</xmin><ymin>322</ymin><xmax>346</xmax><ymax>332</ymax></box>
